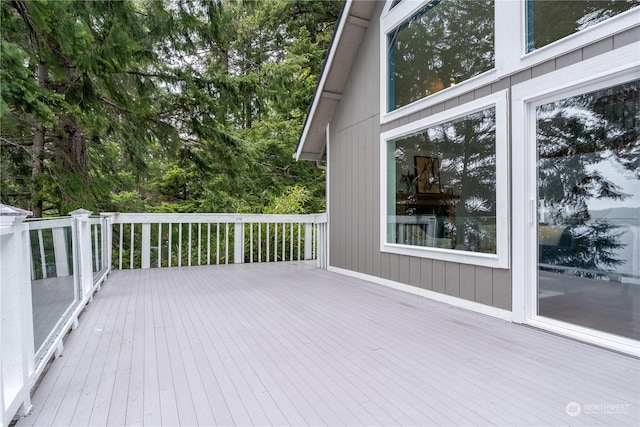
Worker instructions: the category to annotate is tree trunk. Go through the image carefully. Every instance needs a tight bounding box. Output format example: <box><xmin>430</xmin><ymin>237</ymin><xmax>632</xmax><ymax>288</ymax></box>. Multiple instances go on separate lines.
<box><xmin>31</xmin><ymin>60</ymin><xmax>47</xmax><ymax>218</ymax></box>
<box><xmin>55</xmin><ymin>115</ymin><xmax>88</xmax><ymax>174</ymax></box>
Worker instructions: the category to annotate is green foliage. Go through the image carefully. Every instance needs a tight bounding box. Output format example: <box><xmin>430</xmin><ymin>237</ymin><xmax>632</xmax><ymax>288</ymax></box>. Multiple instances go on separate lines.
<box><xmin>1</xmin><ymin>0</ymin><xmax>340</xmax><ymax>216</ymax></box>
<box><xmin>264</xmin><ymin>185</ymin><xmax>310</xmax><ymax>215</ymax></box>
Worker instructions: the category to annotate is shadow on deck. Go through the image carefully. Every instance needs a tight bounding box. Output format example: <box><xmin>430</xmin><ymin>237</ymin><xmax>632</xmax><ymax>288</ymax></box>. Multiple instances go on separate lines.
<box><xmin>18</xmin><ymin>262</ymin><xmax>640</xmax><ymax>426</ymax></box>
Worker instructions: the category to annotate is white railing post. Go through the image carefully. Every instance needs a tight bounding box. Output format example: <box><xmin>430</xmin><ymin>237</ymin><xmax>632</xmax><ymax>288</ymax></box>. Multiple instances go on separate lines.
<box><xmin>234</xmin><ymin>218</ymin><xmax>244</xmax><ymax>264</ymax></box>
<box><xmin>0</xmin><ymin>205</ymin><xmax>35</xmax><ymax>424</ymax></box>
<box><xmin>70</xmin><ymin>209</ymin><xmax>93</xmax><ymax>299</ymax></box>
<box><xmin>141</xmin><ymin>223</ymin><xmax>151</xmax><ymax>269</ymax></box>
<box><xmin>304</xmin><ymin>223</ymin><xmax>313</xmax><ymax>260</ymax></box>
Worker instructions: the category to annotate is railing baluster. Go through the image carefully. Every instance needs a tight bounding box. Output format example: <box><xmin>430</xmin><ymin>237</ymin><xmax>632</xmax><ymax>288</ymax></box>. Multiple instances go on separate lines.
<box><xmin>178</xmin><ymin>223</ymin><xmax>182</xmax><ymax>267</ymax></box>
<box><xmin>225</xmin><ymin>223</ymin><xmax>229</xmax><ymax>264</ymax></box>
<box><xmin>274</xmin><ymin>223</ymin><xmax>278</xmax><ymax>262</ymax></box>
<box><xmin>198</xmin><ymin>223</ymin><xmax>202</xmax><ymax>266</ymax></box>
<box><xmin>313</xmin><ymin>223</ymin><xmax>316</xmax><ymax>259</ymax></box>
<box><xmin>130</xmin><ymin>223</ymin><xmax>135</xmax><ymax>269</ymax></box>
<box><xmin>158</xmin><ymin>223</ymin><xmax>162</xmax><ymax>268</ymax></box>
<box><xmin>258</xmin><ymin>223</ymin><xmax>262</xmax><ymax>262</ymax></box>
<box><xmin>187</xmin><ymin>223</ymin><xmax>192</xmax><ymax>267</ymax></box>
<box><xmin>168</xmin><ymin>223</ymin><xmax>172</xmax><ymax>268</ymax></box>
<box><xmin>297</xmin><ymin>223</ymin><xmax>301</xmax><ymax>261</ymax></box>
<box><xmin>304</xmin><ymin>223</ymin><xmax>312</xmax><ymax>260</ymax></box>
<box><xmin>106</xmin><ymin>214</ymin><xmax>327</xmax><ymax>269</ymax></box>
<box><xmin>118</xmin><ymin>223</ymin><xmax>123</xmax><ymax>270</ymax></box>
<box><xmin>250</xmin><ymin>223</ymin><xmax>254</xmax><ymax>263</ymax></box>
<box><xmin>94</xmin><ymin>224</ymin><xmax>100</xmax><ymax>271</ymax></box>
<box><xmin>207</xmin><ymin>223</ymin><xmax>211</xmax><ymax>265</ymax></box>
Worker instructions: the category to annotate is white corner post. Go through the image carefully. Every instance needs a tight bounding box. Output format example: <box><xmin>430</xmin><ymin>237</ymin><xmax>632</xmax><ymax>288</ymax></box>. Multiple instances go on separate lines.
<box><xmin>234</xmin><ymin>218</ymin><xmax>245</xmax><ymax>264</ymax></box>
<box><xmin>0</xmin><ymin>205</ymin><xmax>35</xmax><ymax>424</ymax></box>
<box><xmin>70</xmin><ymin>209</ymin><xmax>93</xmax><ymax>300</ymax></box>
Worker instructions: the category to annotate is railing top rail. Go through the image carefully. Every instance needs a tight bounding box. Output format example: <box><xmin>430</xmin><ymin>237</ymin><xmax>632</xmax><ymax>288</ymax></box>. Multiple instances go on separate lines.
<box><xmin>26</xmin><ymin>217</ymin><xmax>73</xmax><ymax>230</ymax></box>
<box><xmin>110</xmin><ymin>212</ymin><xmax>327</xmax><ymax>224</ymax></box>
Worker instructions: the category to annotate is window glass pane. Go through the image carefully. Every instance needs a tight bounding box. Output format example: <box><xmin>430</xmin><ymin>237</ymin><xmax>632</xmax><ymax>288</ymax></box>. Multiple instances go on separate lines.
<box><xmin>390</xmin><ymin>0</ymin><xmax>403</xmax><ymax>9</ymax></box>
<box><xmin>527</xmin><ymin>0</ymin><xmax>640</xmax><ymax>52</ymax></box>
<box><xmin>387</xmin><ymin>107</ymin><xmax>497</xmax><ymax>254</ymax></box>
<box><xmin>536</xmin><ymin>80</ymin><xmax>640</xmax><ymax>340</ymax></box>
<box><xmin>388</xmin><ymin>0</ymin><xmax>494</xmax><ymax>111</ymax></box>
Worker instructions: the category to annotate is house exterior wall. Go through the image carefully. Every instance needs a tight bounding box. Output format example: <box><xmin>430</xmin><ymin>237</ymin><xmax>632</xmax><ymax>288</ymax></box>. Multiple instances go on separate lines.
<box><xmin>327</xmin><ymin>1</ymin><xmax>640</xmax><ymax>312</ymax></box>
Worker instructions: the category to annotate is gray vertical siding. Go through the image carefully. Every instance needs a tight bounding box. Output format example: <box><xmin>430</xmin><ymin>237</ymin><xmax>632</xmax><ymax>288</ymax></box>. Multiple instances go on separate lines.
<box><xmin>327</xmin><ymin>2</ymin><xmax>638</xmax><ymax>311</ymax></box>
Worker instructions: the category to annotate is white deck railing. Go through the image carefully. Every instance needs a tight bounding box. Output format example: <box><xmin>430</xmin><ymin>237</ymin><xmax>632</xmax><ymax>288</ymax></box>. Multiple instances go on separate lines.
<box><xmin>109</xmin><ymin>213</ymin><xmax>328</xmax><ymax>270</ymax></box>
<box><xmin>0</xmin><ymin>206</ymin><xmax>327</xmax><ymax>427</ymax></box>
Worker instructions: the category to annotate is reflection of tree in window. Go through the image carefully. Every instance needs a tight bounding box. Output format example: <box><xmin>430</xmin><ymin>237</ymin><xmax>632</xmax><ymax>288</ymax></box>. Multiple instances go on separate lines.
<box><xmin>527</xmin><ymin>0</ymin><xmax>640</xmax><ymax>52</ymax></box>
<box><xmin>388</xmin><ymin>0</ymin><xmax>494</xmax><ymax>111</ymax></box>
<box><xmin>536</xmin><ymin>81</ymin><xmax>639</xmax><ymax>276</ymax></box>
<box><xmin>392</xmin><ymin>108</ymin><xmax>497</xmax><ymax>253</ymax></box>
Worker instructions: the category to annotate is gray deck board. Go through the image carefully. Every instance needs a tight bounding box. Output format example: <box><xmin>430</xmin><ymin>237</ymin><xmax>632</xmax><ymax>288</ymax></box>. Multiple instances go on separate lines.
<box><xmin>19</xmin><ymin>262</ymin><xmax>640</xmax><ymax>427</ymax></box>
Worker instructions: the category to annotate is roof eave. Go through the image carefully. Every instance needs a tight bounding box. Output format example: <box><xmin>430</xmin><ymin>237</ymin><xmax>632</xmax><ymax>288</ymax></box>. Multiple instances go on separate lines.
<box><xmin>295</xmin><ymin>0</ymin><xmax>376</xmax><ymax>162</ymax></box>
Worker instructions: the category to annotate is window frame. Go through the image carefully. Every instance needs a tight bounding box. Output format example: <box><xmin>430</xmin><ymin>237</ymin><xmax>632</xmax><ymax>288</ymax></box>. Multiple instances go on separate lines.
<box><xmin>380</xmin><ymin>90</ymin><xmax>510</xmax><ymax>268</ymax></box>
<box><xmin>380</xmin><ymin>0</ymin><xmax>639</xmax><ymax>124</ymax></box>
<box><xmin>498</xmin><ymin>1</ymin><xmax>640</xmax><ymax>77</ymax></box>
<box><xmin>380</xmin><ymin>0</ymin><xmax>499</xmax><ymax>124</ymax></box>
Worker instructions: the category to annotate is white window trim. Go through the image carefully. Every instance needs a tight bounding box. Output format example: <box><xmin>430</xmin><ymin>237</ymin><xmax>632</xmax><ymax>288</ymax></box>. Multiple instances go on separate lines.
<box><xmin>380</xmin><ymin>90</ymin><xmax>509</xmax><ymax>269</ymax></box>
<box><xmin>498</xmin><ymin>2</ymin><xmax>640</xmax><ymax>77</ymax></box>
<box><xmin>380</xmin><ymin>1</ymin><xmax>639</xmax><ymax>124</ymax></box>
<box><xmin>511</xmin><ymin>42</ymin><xmax>640</xmax><ymax>356</ymax></box>
<box><xmin>380</xmin><ymin>0</ymin><xmax>500</xmax><ymax>125</ymax></box>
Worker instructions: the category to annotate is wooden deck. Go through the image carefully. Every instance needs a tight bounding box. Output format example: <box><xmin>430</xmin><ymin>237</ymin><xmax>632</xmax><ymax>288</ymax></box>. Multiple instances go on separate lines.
<box><xmin>18</xmin><ymin>262</ymin><xmax>639</xmax><ymax>426</ymax></box>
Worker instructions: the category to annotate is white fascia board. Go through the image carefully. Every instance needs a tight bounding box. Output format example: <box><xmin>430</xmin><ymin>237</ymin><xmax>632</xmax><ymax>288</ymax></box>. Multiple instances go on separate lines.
<box><xmin>295</xmin><ymin>1</ymin><xmax>354</xmax><ymax>161</ymax></box>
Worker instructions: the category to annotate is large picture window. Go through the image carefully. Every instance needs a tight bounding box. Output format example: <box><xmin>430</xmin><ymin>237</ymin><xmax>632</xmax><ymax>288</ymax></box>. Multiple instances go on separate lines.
<box><xmin>527</xmin><ymin>0</ymin><xmax>640</xmax><ymax>52</ymax></box>
<box><xmin>381</xmin><ymin>92</ymin><xmax>509</xmax><ymax>268</ymax></box>
<box><xmin>387</xmin><ymin>0</ymin><xmax>494</xmax><ymax>112</ymax></box>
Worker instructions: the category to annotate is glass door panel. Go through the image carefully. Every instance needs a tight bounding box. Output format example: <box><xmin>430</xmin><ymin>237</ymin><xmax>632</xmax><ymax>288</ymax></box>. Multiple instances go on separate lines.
<box><xmin>536</xmin><ymin>80</ymin><xmax>640</xmax><ymax>340</ymax></box>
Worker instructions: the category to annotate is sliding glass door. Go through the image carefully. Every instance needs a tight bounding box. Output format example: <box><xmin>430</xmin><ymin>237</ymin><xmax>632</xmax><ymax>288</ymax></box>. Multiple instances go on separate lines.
<box><xmin>535</xmin><ymin>80</ymin><xmax>639</xmax><ymax>341</ymax></box>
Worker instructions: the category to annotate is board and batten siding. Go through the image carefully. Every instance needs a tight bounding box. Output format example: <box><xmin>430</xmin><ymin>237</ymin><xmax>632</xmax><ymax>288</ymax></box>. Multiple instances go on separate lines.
<box><xmin>327</xmin><ymin>3</ymin><xmax>639</xmax><ymax>312</ymax></box>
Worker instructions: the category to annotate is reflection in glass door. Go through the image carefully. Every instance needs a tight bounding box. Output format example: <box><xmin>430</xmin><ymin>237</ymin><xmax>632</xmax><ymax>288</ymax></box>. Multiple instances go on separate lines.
<box><xmin>536</xmin><ymin>80</ymin><xmax>640</xmax><ymax>341</ymax></box>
